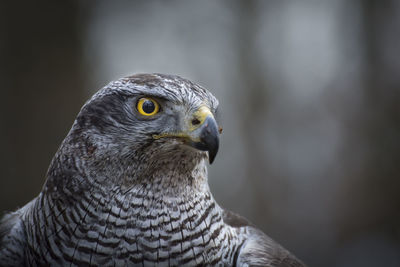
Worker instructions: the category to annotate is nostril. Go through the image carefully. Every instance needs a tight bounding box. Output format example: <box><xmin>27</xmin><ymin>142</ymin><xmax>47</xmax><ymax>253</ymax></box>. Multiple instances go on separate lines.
<box><xmin>192</xmin><ymin>118</ymin><xmax>201</xmax><ymax>126</ymax></box>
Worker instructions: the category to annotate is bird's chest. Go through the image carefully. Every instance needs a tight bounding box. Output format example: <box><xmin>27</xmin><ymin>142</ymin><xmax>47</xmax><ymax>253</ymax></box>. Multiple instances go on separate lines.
<box><xmin>28</xmin><ymin>192</ymin><xmax>237</xmax><ymax>266</ymax></box>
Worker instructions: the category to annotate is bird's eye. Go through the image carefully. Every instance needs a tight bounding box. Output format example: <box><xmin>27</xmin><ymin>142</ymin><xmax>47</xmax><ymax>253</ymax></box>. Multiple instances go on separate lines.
<box><xmin>137</xmin><ymin>97</ymin><xmax>160</xmax><ymax>116</ymax></box>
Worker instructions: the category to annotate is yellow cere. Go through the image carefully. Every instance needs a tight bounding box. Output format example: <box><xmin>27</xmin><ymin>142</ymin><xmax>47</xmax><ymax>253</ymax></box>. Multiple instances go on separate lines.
<box><xmin>137</xmin><ymin>97</ymin><xmax>160</xmax><ymax>116</ymax></box>
<box><xmin>189</xmin><ymin>106</ymin><xmax>213</xmax><ymax>132</ymax></box>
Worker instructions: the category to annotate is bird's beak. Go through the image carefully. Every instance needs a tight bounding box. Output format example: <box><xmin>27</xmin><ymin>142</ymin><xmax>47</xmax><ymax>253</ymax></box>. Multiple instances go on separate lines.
<box><xmin>186</xmin><ymin>106</ymin><xmax>220</xmax><ymax>164</ymax></box>
<box><xmin>188</xmin><ymin>114</ymin><xmax>220</xmax><ymax>164</ymax></box>
<box><xmin>152</xmin><ymin>106</ymin><xmax>220</xmax><ymax>164</ymax></box>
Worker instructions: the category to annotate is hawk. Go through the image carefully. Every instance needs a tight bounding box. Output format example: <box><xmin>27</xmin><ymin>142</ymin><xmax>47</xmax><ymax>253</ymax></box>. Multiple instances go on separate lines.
<box><xmin>0</xmin><ymin>74</ymin><xmax>305</xmax><ymax>266</ymax></box>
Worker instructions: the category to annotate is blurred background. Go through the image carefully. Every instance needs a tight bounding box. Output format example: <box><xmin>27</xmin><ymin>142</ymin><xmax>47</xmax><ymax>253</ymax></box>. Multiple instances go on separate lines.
<box><xmin>1</xmin><ymin>0</ymin><xmax>400</xmax><ymax>266</ymax></box>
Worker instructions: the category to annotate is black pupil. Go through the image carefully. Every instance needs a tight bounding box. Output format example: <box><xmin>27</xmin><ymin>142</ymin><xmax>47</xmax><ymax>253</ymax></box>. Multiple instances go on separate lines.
<box><xmin>142</xmin><ymin>100</ymin><xmax>155</xmax><ymax>114</ymax></box>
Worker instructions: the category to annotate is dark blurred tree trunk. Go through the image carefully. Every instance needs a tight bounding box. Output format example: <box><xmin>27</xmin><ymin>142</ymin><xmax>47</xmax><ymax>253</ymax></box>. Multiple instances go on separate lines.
<box><xmin>340</xmin><ymin>0</ymin><xmax>400</xmax><ymax>242</ymax></box>
<box><xmin>0</xmin><ymin>1</ymin><xmax>88</xmax><ymax>213</ymax></box>
<box><xmin>362</xmin><ymin>0</ymin><xmax>400</xmax><ymax>230</ymax></box>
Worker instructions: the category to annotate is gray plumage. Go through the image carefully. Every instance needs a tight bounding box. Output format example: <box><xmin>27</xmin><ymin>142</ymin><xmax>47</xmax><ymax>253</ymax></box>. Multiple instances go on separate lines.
<box><xmin>0</xmin><ymin>73</ymin><xmax>306</xmax><ymax>266</ymax></box>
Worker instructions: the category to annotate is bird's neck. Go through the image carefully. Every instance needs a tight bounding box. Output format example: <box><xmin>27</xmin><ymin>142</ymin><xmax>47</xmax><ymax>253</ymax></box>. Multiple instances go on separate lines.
<box><xmin>42</xmin><ymin>144</ymin><xmax>218</xmax><ymax>227</ymax></box>
<box><xmin>41</xmin><ymin>138</ymin><xmax>216</xmax><ymax>226</ymax></box>
<box><xmin>44</xmin><ymin>136</ymin><xmax>210</xmax><ymax>195</ymax></box>
<box><xmin>126</xmin><ymin>156</ymin><xmax>210</xmax><ymax>196</ymax></box>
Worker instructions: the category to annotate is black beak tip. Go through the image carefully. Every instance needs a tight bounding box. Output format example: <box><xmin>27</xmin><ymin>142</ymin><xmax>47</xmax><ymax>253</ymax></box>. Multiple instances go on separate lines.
<box><xmin>208</xmin><ymin>145</ymin><xmax>218</xmax><ymax>164</ymax></box>
<box><xmin>208</xmin><ymin>139</ymin><xmax>219</xmax><ymax>164</ymax></box>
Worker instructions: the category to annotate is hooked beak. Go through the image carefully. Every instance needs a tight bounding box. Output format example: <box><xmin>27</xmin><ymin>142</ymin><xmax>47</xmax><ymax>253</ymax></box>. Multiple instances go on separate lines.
<box><xmin>189</xmin><ymin>115</ymin><xmax>220</xmax><ymax>164</ymax></box>
<box><xmin>152</xmin><ymin>106</ymin><xmax>220</xmax><ymax>164</ymax></box>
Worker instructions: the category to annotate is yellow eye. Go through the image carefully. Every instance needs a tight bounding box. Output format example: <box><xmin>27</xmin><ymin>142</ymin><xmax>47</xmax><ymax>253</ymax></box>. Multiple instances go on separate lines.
<box><xmin>137</xmin><ymin>97</ymin><xmax>160</xmax><ymax>116</ymax></box>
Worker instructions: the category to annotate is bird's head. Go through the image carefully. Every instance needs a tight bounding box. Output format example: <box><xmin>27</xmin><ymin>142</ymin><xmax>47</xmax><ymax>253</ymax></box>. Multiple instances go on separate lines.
<box><xmin>52</xmin><ymin>74</ymin><xmax>221</xmax><ymax>189</ymax></box>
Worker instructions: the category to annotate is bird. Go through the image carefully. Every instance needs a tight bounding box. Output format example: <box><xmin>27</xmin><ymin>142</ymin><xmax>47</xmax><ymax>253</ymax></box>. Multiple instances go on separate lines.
<box><xmin>0</xmin><ymin>73</ymin><xmax>306</xmax><ymax>266</ymax></box>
